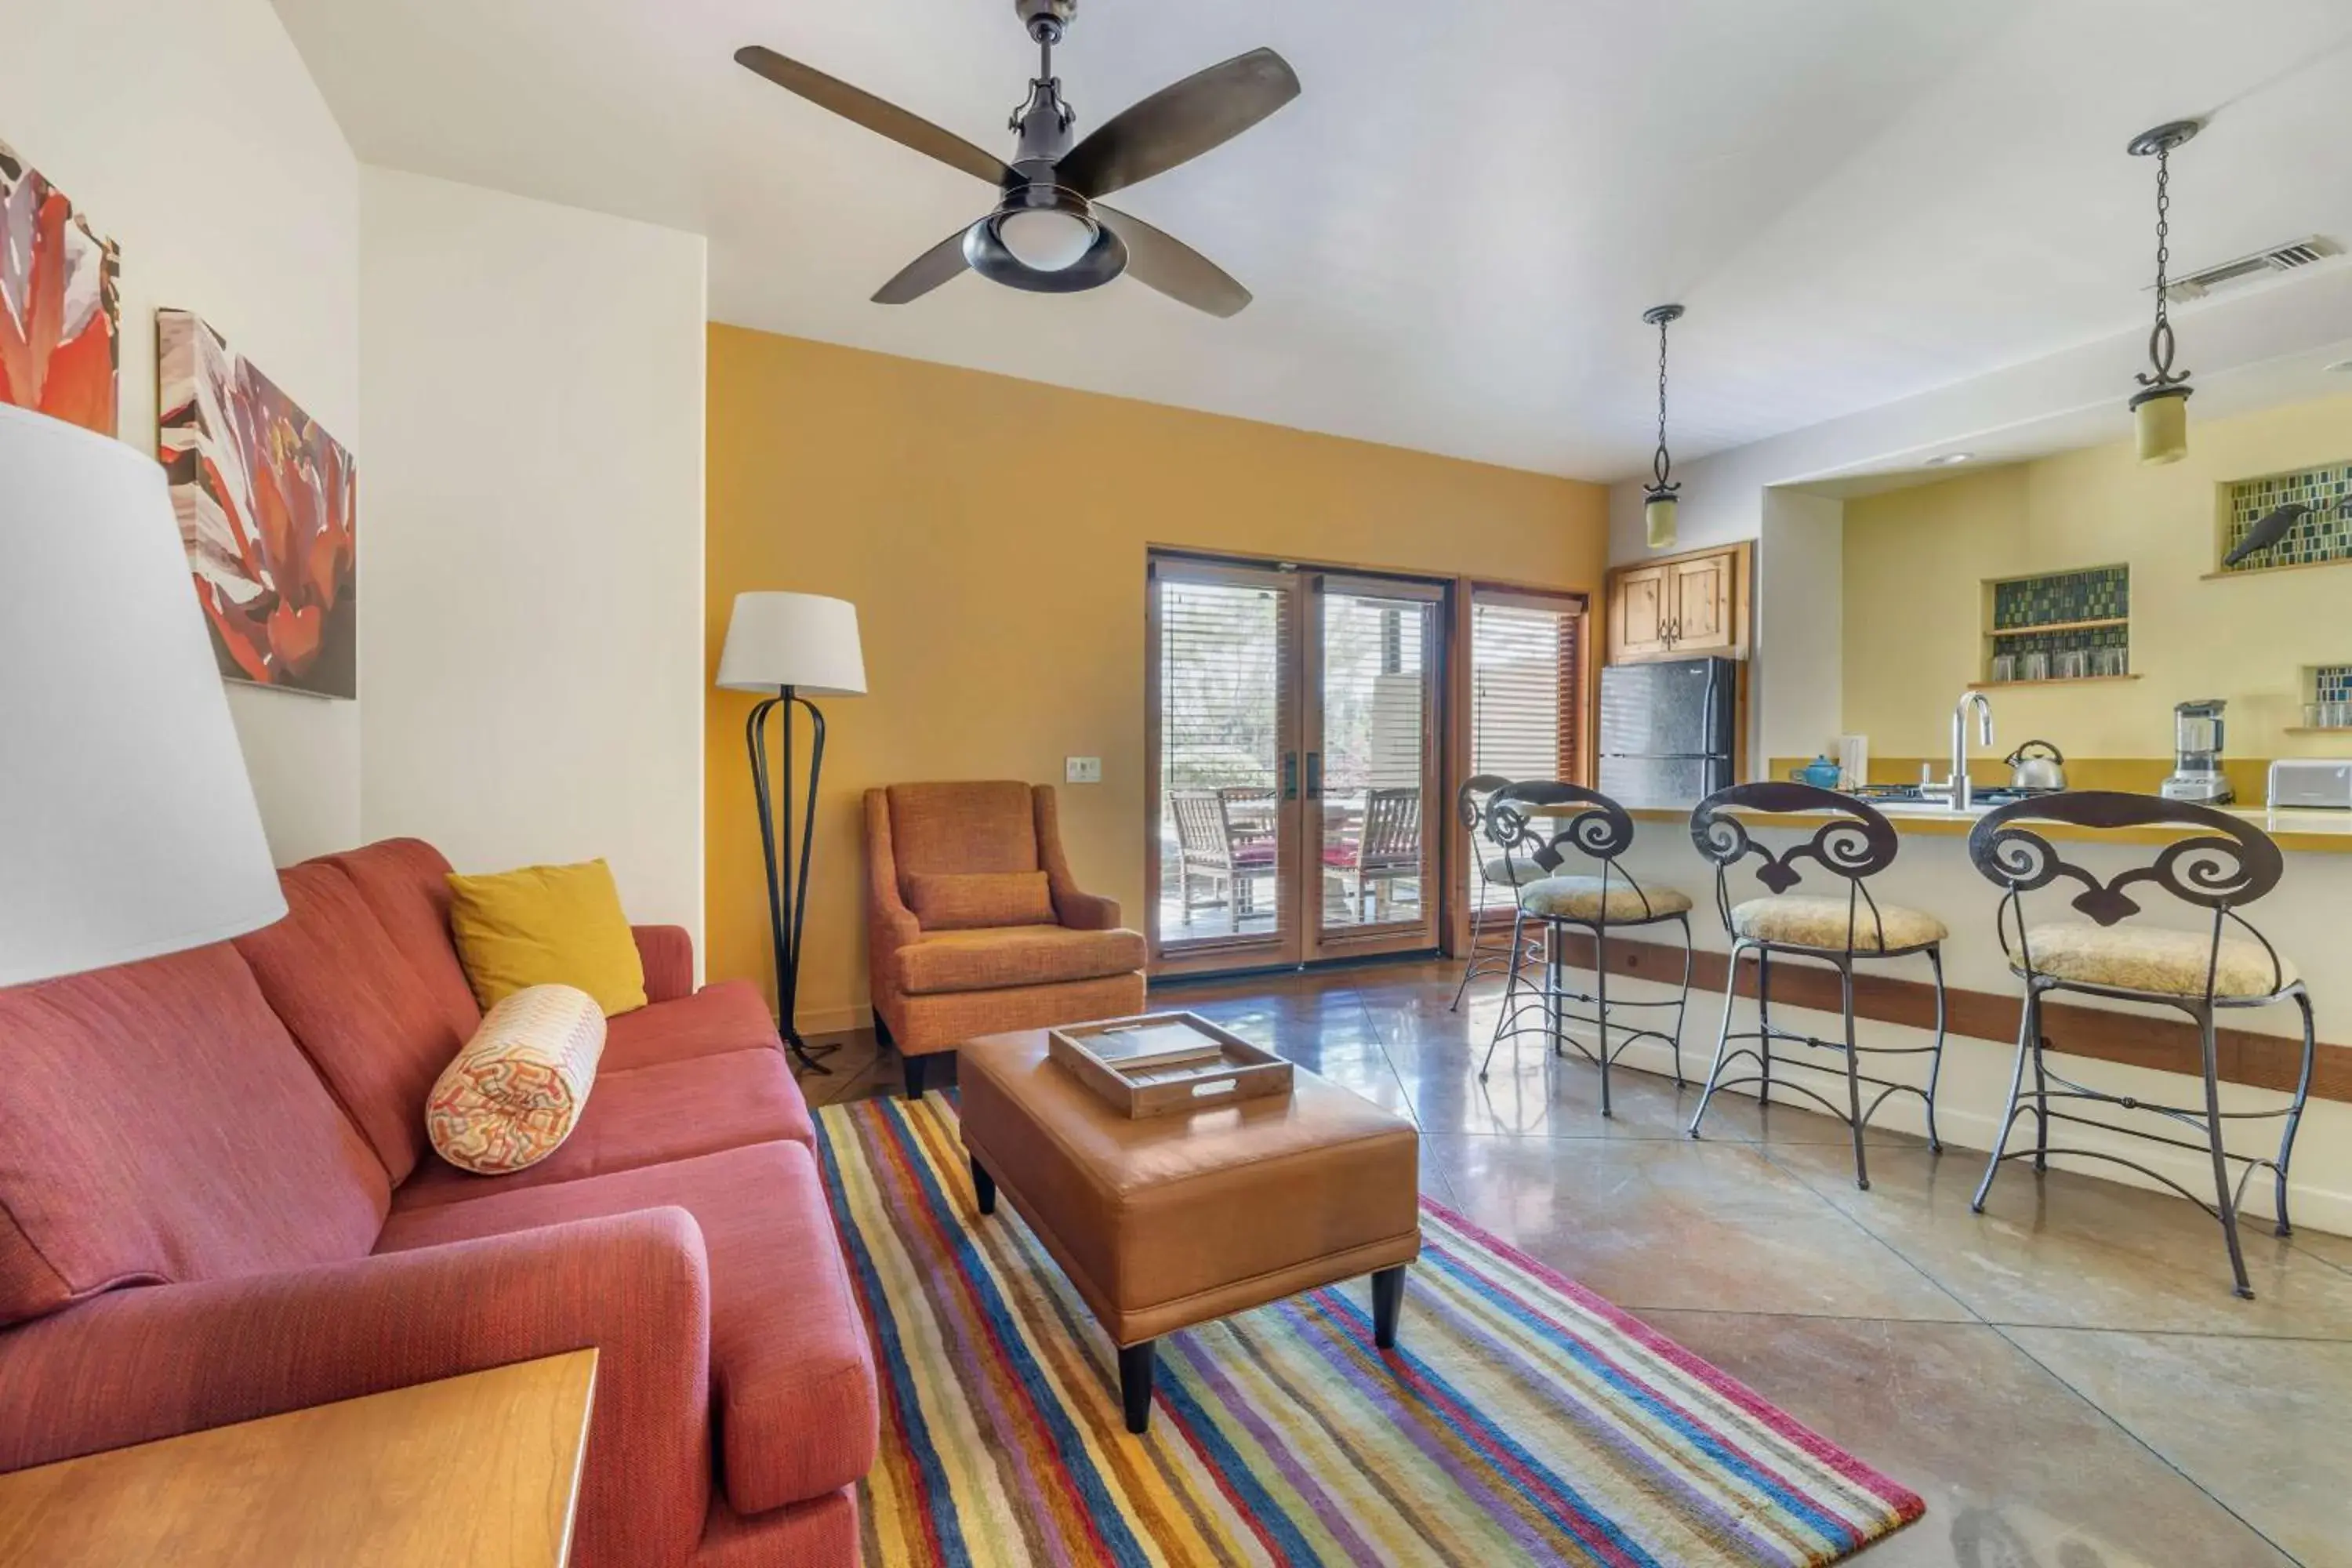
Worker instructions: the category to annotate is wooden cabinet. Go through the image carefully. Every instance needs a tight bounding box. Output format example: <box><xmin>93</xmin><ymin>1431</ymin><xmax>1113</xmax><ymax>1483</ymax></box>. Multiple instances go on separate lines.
<box><xmin>1606</xmin><ymin>543</ymin><xmax>1748</xmax><ymax>663</ymax></box>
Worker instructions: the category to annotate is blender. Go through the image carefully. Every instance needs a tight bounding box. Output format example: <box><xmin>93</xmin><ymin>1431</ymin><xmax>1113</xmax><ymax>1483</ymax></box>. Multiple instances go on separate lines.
<box><xmin>2161</xmin><ymin>699</ymin><xmax>2234</xmax><ymax>804</ymax></box>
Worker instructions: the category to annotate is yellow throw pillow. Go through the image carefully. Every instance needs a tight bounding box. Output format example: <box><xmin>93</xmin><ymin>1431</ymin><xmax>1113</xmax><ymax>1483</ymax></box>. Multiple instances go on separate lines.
<box><xmin>445</xmin><ymin>858</ymin><xmax>648</xmax><ymax>1016</ymax></box>
<box><xmin>426</xmin><ymin>984</ymin><xmax>606</xmax><ymax>1174</ymax></box>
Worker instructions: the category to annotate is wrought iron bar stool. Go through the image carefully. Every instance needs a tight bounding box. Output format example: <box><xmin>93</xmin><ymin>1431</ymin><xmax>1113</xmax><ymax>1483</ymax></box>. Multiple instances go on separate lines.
<box><xmin>1965</xmin><ymin>793</ymin><xmax>2315</xmax><ymax>1299</ymax></box>
<box><xmin>1450</xmin><ymin>774</ymin><xmax>1545</xmax><ymax>1011</ymax></box>
<box><xmin>1686</xmin><ymin>783</ymin><xmax>1950</xmax><ymax>1189</ymax></box>
<box><xmin>1479</xmin><ymin>782</ymin><xmax>1694</xmax><ymax>1114</ymax></box>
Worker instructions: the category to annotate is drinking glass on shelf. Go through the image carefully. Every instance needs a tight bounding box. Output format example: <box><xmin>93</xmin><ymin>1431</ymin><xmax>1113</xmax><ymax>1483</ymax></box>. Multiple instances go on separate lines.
<box><xmin>2056</xmin><ymin>650</ymin><xmax>2087</xmax><ymax>681</ymax></box>
<box><xmin>2332</xmin><ymin>702</ymin><xmax>2352</xmax><ymax>730</ymax></box>
<box><xmin>1991</xmin><ymin>653</ymin><xmax>2017</xmax><ymax>684</ymax></box>
<box><xmin>2021</xmin><ymin>652</ymin><xmax>2049</xmax><ymax>682</ymax></box>
<box><xmin>2092</xmin><ymin>645</ymin><xmax>2126</xmax><ymax>678</ymax></box>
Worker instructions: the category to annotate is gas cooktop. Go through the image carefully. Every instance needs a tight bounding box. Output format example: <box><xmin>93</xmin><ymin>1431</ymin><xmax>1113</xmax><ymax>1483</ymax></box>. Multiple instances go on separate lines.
<box><xmin>1850</xmin><ymin>784</ymin><xmax>2064</xmax><ymax>808</ymax></box>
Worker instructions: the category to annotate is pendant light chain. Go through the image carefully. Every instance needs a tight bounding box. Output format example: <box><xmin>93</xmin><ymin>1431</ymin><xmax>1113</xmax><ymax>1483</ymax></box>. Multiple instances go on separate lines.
<box><xmin>1647</xmin><ymin>306</ymin><xmax>1680</xmax><ymax>495</ymax></box>
<box><xmin>2142</xmin><ymin>140</ymin><xmax>2183</xmax><ymax>388</ymax></box>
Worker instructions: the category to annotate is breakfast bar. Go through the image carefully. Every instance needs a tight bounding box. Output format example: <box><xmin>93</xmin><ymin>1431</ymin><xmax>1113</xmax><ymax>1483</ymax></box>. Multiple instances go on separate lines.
<box><xmin>1576</xmin><ymin>797</ymin><xmax>2352</xmax><ymax>1236</ymax></box>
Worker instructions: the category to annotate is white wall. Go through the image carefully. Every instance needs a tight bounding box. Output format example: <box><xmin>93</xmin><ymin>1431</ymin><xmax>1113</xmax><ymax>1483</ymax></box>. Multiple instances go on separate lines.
<box><xmin>358</xmin><ymin>169</ymin><xmax>709</xmax><ymax>942</ymax></box>
<box><xmin>0</xmin><ymin>0</ymin><xmax>361</xmax><ymax>862</ymax></box>
<box><xmin>1754</xmin><ymin>488</ymin><xmax>1845</xmax><ymax>771</ymax></box>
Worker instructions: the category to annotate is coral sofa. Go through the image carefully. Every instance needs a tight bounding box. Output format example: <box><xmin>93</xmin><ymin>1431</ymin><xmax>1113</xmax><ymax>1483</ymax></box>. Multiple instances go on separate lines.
<box><xmin>865</xmin><ymin>782</ymin><xmax>1147</xmax><ymax>1098</ymax></box>
<box><xmin>0</xmin><ymin>838</ymin><xmax>877</xmax><ymax>1568</ymax></box>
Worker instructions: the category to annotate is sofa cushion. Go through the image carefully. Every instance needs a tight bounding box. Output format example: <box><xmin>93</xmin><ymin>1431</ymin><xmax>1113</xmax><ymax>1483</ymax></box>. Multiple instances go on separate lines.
<box><xmin>393</xmin><ymin>1047</ymin><xmax>814</xmax><ymax>1210</ymax></box>
<box><xmin>445</xmin><ymin>859</ymin><xmax>648</xmax><ymax>1017</ymax></box>
<box><xmin>375</xmin><ymin>1141</ymin><xmax>878</xmax><ymax>1513</ymax></box>
<box><xmin>234</xmin><ymin>861</ymin><xmax>467</xmax><ymax>1182</ymax></box>
<box><xmin>0</xmin><ymin>945</ymin><xmax>388</xmax><ymax>1326</ymax></box>
<box><xmin>325</xmin><ymin>839</ymin><xmax>483</xmax><ymax>1043</ymax></box>
<box><xmin>905</xmin><ymin>869</ymin><xmax>1057</xmax><ymax>931</ymax></box>
<box><xmin>602</xmin><ymin>979</ymin><xmax>780</xmax><ymax>1073</ymax></box>
<box><xmin>893</xmin><ymin>924</ymin><xmax>1147</xmax><ymax>996</ymax></box>
<box><xmin>885</xmin><ymin>782</ymin><xmax>1039</xmax><ymax>881</ymax></box>
<box><xmin>427</xmin><ymin>985</ymin><xmax>608</xmax><ymax>1174</ymax></box>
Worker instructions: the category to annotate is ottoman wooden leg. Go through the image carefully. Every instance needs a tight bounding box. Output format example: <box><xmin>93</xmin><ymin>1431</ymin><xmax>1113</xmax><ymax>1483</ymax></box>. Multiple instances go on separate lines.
<box><xmin>969</xmin><ymin>1155</ymin><xmax>996</xmax><ymax>1215</ymax></box>
<box><xmin>1373</xmin><ymin>1265</ymin><xmax>1407</xmax><ymax>1349</ymax></box>
<box><xmin>1118</xmin><ymin>1342</ymin><xmax>1155</xmax><ymax>1435</ymax></box>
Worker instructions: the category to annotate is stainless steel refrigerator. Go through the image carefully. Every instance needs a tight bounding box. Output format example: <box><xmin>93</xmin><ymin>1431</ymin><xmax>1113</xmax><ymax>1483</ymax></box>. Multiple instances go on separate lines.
<box><xmin>1597</xmin><ymin>657</ymin><xmax>1739</xmax><ymax>808</ymax></box>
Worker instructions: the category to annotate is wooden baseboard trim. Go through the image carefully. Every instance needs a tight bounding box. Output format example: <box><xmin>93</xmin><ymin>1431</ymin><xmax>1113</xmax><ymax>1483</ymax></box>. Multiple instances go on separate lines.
<box><xmin>1552</xmin><ymin>933</ymin><xmax>2348</xmax><ymax>1103</ymax></box>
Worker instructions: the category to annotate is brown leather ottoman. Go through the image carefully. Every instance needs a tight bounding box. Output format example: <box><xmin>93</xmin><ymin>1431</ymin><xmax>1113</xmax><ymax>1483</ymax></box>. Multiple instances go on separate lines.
<box><xmin>958</xmin><ymin>1027</ymin><xmax>1421</xmax><ymax>1433</ymax></box>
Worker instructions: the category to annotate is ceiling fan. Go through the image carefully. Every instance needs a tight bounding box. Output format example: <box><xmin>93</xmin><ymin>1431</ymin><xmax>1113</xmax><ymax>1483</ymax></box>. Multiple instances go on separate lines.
<box><xmin>735</xmin><ymin>0</ymin><xmax>1299</xmax><ymax>318</ymax></box>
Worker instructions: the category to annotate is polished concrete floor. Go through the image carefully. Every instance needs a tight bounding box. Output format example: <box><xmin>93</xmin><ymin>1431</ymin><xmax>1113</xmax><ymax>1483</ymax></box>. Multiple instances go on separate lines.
<box><xmin>797</xmin><ymin>960</ymin><xmax>2352</xmax><ymax>1568</ymax></box>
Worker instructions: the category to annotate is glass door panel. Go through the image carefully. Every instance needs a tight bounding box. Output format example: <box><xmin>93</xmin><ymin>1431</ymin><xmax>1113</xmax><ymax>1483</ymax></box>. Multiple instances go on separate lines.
<box><xmin>1307</xmin><ymin>579</ymin><xmax>1444</xmax><ymax>959</ymax></box>
<box><xmin>1147</xmin><ymin>560</ymin><xmax>1301</xmax><ymax>968</ymax></box>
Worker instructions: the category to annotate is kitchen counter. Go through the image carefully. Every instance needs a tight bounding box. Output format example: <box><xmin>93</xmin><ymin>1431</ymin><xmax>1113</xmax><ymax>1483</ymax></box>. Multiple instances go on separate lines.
<box><xmin>1627</xmin><ymin>800</ymin><xmax>2352</xmax><ymax>854</ymax></box>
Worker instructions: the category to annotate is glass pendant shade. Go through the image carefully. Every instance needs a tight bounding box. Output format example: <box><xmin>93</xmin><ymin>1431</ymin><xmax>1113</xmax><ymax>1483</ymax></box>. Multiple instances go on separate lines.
<box><xmin>1645</xmin><ymin>493</ymin><xmax>1679</xmax><ymax>550</ymax></box>
<box><xmin>2134</xmin><ymin>388</ymin><xmax>2189</xmax><ymax>466</ymax></box>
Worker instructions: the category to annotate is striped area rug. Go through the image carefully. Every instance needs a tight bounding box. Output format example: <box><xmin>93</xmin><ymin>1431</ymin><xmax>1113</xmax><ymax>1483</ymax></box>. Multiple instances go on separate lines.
<box><xmin>816</xmin><ymin>1092</ymin><xmax>1923</xmax><ymax>1567</ymax></box>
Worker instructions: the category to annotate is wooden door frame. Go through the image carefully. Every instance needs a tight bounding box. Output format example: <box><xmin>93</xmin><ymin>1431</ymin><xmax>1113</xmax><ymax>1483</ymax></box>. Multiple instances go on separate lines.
<box><xmin>1302</xmin><ymin>572</ymin><xmax>1451</xmax><ymax>964</ymax></box>
<box><xmin>1445</xmin><ymin>581</ymin><xmax>1595</xmax><ymax>963</ymax></box>
<box><xmin>1143</xmin><ymin>556</ymin><xmax>1307</xmax><ymax>977</ymax></box>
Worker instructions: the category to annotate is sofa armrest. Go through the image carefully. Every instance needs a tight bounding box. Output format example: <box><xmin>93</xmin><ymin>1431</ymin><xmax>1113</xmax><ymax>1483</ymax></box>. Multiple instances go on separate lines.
<box><xmin>633</xmin><ymin>924</ymin><xmax>696</xmax><ymax>1003</ymax></box>
<box><xmin>1032</xmin><ymin>785</ymin><xmax>1123</xmax><ymax>931</ymax></box>
<box><xmin>0</xmin><ymin>1211</ymin><xmax>713</xmax><ymax>1568</ymax></box>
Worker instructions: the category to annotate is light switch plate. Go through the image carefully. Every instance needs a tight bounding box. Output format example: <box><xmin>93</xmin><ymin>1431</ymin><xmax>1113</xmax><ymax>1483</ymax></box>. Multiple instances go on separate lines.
<box><xmin>1065</xmin><ymin>757</ymin><xmax>1102</xmax><ymax>784</ymax></box>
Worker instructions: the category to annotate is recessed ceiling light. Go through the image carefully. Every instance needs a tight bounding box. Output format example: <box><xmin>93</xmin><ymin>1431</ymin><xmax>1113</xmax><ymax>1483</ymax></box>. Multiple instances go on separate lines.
<box><xmin>1926</xmin><ymin>452</ymin><xmax>1975</xmax><ymax>466</ymax></box>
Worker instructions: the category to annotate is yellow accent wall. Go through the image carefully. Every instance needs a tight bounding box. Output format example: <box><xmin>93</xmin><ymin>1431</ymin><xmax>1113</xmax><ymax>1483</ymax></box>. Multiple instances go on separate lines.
<box><xmin>707</xmin><ymin>325</ymin><xmax>1610</xmax><ymax>1031</ymax></box>
<box><xmin>1842</xmin><ymin>390</ymin><xmax>2352</xmax><ymax>771</ymax></box>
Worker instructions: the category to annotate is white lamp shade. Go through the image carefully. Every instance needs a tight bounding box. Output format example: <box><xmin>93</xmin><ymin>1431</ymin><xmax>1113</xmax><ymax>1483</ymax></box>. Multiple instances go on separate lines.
<box><xmin>717</xmin><ymin>592</ymin><xmax>867</xmax><ymax>696</ymax></box>
<box><xmin>0</xmin><ymin>404</ymin><xmax>285</xmax><ymax>987</ymax></box>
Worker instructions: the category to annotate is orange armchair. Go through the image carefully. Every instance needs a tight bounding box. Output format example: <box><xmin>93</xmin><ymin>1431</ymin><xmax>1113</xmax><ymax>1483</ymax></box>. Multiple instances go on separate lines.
<box><xmin>865</xmin><ymin>782</ymin><xmax>1146</xmax><ymax>1098</ymax></box>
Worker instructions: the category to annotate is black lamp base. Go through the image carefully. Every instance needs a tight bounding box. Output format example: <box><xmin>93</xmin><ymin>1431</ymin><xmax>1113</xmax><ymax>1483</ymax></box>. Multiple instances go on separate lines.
<box><xmin>747</xmin><ymin>684</ymin><xmax>837</xmax><ymax>1076</ymax></box>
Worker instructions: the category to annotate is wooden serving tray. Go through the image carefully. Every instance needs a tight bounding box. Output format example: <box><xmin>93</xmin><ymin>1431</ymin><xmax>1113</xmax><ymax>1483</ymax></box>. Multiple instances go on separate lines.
<box><xmin>1047</xmin><ymin>1012</ymin><xmax>1294</xmax><ymax>1120</ymax></box>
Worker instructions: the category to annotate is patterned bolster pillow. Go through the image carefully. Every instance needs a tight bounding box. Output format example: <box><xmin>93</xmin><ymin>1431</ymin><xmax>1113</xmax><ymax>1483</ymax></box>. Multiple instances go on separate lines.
<box><xmin>426</xmin><ymin>984</ymin><xmax>607</xmax><ymax>1174</ymax></box>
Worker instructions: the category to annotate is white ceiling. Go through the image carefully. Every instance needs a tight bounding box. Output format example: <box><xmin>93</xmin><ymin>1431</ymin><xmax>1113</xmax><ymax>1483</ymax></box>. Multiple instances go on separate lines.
<box><xmin>271</xmin><ymin>0</ymin><xmax>2352</xmax><ymax>482</ymax></box>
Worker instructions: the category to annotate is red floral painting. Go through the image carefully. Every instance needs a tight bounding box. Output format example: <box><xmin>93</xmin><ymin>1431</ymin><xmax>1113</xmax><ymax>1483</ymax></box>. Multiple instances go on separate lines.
<box><xmin>0</xmin><ymin>137</ymin><xmax>121</xmax><ymax>434</ymax></box>
<box><xmin>158</xmin><ymin>310</ymin><xmax>358</xmax><ymax>698</ymax></box>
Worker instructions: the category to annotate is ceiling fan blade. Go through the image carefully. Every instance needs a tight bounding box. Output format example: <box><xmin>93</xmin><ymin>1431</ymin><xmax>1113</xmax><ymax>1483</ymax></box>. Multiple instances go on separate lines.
<box><xmin>1094</xmin><ymin>205</ymin><xmax>1250</xmax><ymax>317</ymax></box>
<box><xmin>735</xmin><ymin>45</ymin><xmax>1014</xmax><ymax>187</ymax></box>
<box><xmin>1056</xmin><ymin>48</ymin><xmax>1301</xmax><ymax>199</ymax></box>
<box><xmin>872</xmin><ymin>226</ymin><xmax>978</xmax><ymax>304</ymax></box>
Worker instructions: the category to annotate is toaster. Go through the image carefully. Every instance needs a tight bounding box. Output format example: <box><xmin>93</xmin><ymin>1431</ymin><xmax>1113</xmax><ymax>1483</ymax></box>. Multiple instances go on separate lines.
<box><xmin>2267</xmin><ymin>759</ymin><xmax>2352</xmax><ymax>810</ymax></box>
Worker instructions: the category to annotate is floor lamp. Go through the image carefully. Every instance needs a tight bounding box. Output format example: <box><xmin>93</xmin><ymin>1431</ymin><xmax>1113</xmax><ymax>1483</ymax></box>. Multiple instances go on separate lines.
<box><xmin>0</xmin><ymin>402</ymin><xmax>287</xmax><ymax>988</ymax></box>
<box><xmin>718</xmin><ymin>592</ymin><xmax>867</xmax><ymax>1073</ymax></box>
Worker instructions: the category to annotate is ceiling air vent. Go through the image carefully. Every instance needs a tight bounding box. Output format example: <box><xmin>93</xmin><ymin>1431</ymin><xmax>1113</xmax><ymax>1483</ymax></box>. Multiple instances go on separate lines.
<box><xmin>2154</xmin><ymin>236</ymin><xmax>2343</xmax><ymax>301</ymax></box>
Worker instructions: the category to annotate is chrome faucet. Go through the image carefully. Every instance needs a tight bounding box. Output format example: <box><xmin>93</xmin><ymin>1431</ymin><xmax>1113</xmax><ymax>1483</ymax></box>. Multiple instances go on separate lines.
<box><xmin>1922</xmin><ymin>691</ymin><xmax>1994</xmax><ymax>809</ymax></box>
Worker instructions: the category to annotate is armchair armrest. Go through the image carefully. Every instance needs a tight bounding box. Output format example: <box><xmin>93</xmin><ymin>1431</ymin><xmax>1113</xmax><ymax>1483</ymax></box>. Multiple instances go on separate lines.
<box><xmin>1033</xmin><ymin>786</ymin><xmax>1123</xmax><ymax>931</ymax></box>
<box><xmin>632</xmin><ymin>924</ymin><xmax>696</xmax><ymax>1004</ymax></box>
<box><xmin>0</xmin><ymin>1211</ymin><xmax>713</xmax><ymax>1568</ymax></box>
<box><xmin>862</xmin><ymin>789</ymin><xmax>922</xmax><ymax>956</ymax></box>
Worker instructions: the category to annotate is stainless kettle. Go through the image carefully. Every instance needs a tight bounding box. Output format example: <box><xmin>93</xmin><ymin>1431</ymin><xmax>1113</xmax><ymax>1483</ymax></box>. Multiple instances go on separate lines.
<box><xmin>2005</xmin><ymin>739</ymin><xmax>2067</xmax><ymax>791</ymax></box>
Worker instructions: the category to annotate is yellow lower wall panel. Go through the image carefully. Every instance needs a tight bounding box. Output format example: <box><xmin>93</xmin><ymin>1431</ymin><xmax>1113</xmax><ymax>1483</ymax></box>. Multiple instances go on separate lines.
<box><xmin>706</xmin><ymin>325</ymin><xmax>1609</xmax><ymax>1030</ymax></box>
<box><xmin>1841</xmin><ymin>390</ymin><xmax>2352</xmax><ymax>763</ymax></box>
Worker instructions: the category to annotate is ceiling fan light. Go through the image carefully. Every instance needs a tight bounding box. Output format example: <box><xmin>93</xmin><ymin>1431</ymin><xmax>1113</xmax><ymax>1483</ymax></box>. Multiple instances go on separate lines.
<box><xmin>1645</xmin><ymin>492</ymin><xmax>1679</xmax><ymax>550</ymax></box>
<box><xmin>2132</xmin><ymin>386</ymin><xmax>2190</xmax><ymax>466</ymax></box>
<box><xmin>994</xmin><ymin>208</ymin><xmax>1097</xmax><ymax>272</ymax></box>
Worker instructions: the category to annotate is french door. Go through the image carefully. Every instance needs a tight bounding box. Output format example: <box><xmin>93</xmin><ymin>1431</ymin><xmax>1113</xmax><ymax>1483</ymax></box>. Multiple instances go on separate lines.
<box><xmin>1146</xmin><ymin>555</ymin><xmax>1446</xmax><ymax>974</ymax></box>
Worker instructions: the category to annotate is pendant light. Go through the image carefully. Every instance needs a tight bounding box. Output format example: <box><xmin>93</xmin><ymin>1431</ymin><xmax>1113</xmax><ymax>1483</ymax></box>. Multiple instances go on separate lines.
<box><xmin>1642</xmin><ymin>303</ymin><xmax>1684</xmax><ymax>549</ymax></box>
<box><xmin>2126</xmin><ymin>119</ymin><xmax>2200</xmax><ymax>465</ymax></box>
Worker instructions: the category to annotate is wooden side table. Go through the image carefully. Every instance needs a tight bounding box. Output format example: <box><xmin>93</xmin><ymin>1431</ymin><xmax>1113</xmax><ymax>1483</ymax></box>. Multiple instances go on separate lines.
<box><xmin>0</xmin><ymin>1349</ymin><xmax>597</xmax><ymax>1567</ymax></box>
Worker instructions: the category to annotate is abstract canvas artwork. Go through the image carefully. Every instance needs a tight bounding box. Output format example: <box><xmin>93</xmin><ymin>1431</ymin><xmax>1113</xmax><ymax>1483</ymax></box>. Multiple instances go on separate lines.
<box><xmin>158</xmin><ymin>309</ymin><xmax>358</xmax><ymax>698</ymax></box>
<box><xmin>0</xmin><ymin>136</ymin><xmax>121</xmax><ymax>434</ymax></box>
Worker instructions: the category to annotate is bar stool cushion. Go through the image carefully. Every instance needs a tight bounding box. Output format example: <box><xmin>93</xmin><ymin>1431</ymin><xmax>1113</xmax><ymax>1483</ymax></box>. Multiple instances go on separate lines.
<box><xmin>1480</xmin><ymin>856</ymin><xmax>1549</xmax><ymax>887</ymax></box>
<box><xmin>2017</xmin><ymin>924</ymin><xmax>2294</xmax><ymax>1000</ymax></box>
<box><xmin>1519</xmin><ymin>876</ymin><xmax>1693</xmax><ymax>923</ymax></box>
<box><xmin>1730</xmin><ymin>895</ymin><xmax>1946</xmax><ymax>953</ymax></box>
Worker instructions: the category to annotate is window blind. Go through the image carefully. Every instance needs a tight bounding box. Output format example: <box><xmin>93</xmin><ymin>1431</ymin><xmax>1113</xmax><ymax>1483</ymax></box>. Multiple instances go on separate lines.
<box><xmin>1470</xmin><ymin>597</ymin><xmax>1582</xmax><ymax>784</ymax></box>
<box><xmin>1157</xmin><ymin>578</ymin><xmax>1287</xmax><ymax>791</ymax></box>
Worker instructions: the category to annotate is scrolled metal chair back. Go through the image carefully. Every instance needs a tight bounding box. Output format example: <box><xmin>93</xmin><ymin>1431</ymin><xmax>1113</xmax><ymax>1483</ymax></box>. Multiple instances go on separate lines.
<box><xmin>1457</xmin><ymin>773</ymin><xmax>1514</xmax><ymax>837</ymax></box>
<box><xmin>1967</xmin><ymin>791</ymin><xmax>2288</xmax><ymax>999</ymax></box>
<box><xmin>1485</xmin><ymin>782</ymin><xmax>1635</xmax><ymax>874</ymax></box>
<box><xmin>1689</xmin><ymin>782</ymin><xmax>1901</xmax><ymax>949</ymax></box>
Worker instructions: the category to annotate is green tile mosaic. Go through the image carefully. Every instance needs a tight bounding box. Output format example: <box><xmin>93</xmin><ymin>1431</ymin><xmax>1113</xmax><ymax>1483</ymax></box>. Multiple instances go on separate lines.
<box><xmin>1984</xmin><ymin>565</ymin><xmax>2132</xmax><ymax>683</ymax></box>
<box><xmin>2223</xmin><ymin>462</ymin><xmax>2352</xmax><ymax>572</ymax></box>
<box><xmin>1990</xmin><ymin>565</ymin><xmax>2130</xmax><ymax>630</ymax></box>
